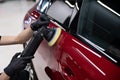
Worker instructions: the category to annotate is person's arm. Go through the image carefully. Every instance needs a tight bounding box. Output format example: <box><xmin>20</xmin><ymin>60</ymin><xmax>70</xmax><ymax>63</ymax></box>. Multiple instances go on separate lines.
<box><xmin>0</xmin><ymin>14</ymin><xmax>49</xmax><ymax>45</ymax></box>
<box><xmin>0</xmin><ymin>27</ymin><xmax>33</xmax><ymax>45</ymax></box>
<box><xmin>0</xmin><ymin>72</ymin><xmax>10</xmax><ymax>80</ymax></box>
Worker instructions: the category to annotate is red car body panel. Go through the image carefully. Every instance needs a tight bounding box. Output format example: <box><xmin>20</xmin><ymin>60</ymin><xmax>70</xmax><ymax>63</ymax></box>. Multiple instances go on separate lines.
<box><xmin>22</xmin><ymin>0</ymin><xmax>120</xmax><ymax>80</ymax></box>
<box><xmin>56</xmin><ymin>30</ymin><xmax>120</xmax><ymax>80</ymax></box>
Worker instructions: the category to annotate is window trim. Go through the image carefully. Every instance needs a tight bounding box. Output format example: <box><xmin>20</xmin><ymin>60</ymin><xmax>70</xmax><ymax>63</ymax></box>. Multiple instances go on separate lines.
<box><xmin>76</xmin><ymin>0</ymin><xmax>120</xmax><ymax>65</ymax></box>
<box><xmin>75</xmin><ymin>33</ymin><xmax>120</xmax><ymax>65</ymax></box>
<box><xmin>97</xmin><ymin>0</ymin><xmax>120</xmax><ymax>17</ymax></box>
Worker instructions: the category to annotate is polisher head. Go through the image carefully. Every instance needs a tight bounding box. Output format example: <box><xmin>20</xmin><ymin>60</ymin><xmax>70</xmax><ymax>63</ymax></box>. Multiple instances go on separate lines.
<box><xmin>43</xmin><ymin>27</ymin><xmax>61</xmax><ymax>46</ymax></box>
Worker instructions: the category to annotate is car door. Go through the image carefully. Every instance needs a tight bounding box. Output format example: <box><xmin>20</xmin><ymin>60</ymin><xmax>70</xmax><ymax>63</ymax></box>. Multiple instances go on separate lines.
<box><xmin>42</xmin><ymin>0</ymin><xmax>78</xmax><ymax>79</ymax></box>
<box><xmin>32</xmin><ymin>0</ymin><xmax>79</xmax><ymax>79</ymax></box>
<box><xmin>56</xmin><ymin>0</ymin><xmax>120</xmax><ymax>80</ymax></box>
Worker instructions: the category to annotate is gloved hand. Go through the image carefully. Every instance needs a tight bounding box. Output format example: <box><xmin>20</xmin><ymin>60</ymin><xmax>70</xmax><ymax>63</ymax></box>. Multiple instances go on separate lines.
<box><xmin>4</xmin><ymin>52</ymin><xmax>34</xmax><ymax>77</ymax></box>
<box><xmin>30</xmin><ymin>14</ymin><xmax>50</xmax><ymax>31</ymax></box>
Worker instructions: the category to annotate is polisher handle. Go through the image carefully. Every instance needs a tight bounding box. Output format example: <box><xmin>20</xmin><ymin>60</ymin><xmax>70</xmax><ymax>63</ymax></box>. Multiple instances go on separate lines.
<box><xmin>21</xmin><ymin>28</ymin><xmax>44</xmax><ymax>57</ymax></box>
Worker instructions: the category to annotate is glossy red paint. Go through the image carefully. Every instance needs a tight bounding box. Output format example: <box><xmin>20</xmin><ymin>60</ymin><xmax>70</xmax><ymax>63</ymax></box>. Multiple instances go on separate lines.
<box><xmin>23</xmin><ymin>10</ymin><xmax>120</xmax><ymax>80</ymax></box>
<box><xmin>55</xmin><ymin>30</ymin><xmax>120</xmax><ymax>80</ymax></box>
<box><xmin>22</xmin><ymin>0</ymin><xmax>120</xmax><ymax>80</ymax></box>
<box><xmin>23</xmin><ymin>4</ymin><xmax>39</xmax><ymax>29</ymax></box>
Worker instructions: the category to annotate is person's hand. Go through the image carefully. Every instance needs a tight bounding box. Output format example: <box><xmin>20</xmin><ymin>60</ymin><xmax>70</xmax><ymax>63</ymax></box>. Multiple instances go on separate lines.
<box><xmin>30</xmin><ymin>14</ymin><xmax>50</xmax><ymax>31</ymax></box>
<box><xmin>4</xmin><ymin>52</ymin><xmax>34</xmax><ymax>77</ymax></box>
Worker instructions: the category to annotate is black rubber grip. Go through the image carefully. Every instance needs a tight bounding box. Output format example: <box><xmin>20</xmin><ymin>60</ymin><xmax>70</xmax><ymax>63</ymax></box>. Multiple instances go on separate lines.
<box><xmin>21</xmin><ymin>28</ymin><xmax>44</xmax><ymax>57</ymax></box>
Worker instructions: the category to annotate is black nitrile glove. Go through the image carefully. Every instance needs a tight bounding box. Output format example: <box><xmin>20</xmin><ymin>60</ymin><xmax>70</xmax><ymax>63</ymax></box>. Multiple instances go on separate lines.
<box><xmin>30</xmin><ymin>14</ymin><xmax>50</xmax><ymax>31</ymax></box>
<box><xmin>4</xmin><ymin>52</ymin><xmax>34</xmax><ymax>77</ymax></box>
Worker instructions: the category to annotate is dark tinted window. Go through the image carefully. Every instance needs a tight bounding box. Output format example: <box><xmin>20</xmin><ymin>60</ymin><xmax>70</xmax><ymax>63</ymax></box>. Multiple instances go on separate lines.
<box><xmin>100</xmin><ymin>0</ymin><xmax>120</xmax><ymax>14</ymax></box>
<box><xmin>77</xmin><ymin>0</ymin><xmax>120</xmax><ymax>63</ymax></box>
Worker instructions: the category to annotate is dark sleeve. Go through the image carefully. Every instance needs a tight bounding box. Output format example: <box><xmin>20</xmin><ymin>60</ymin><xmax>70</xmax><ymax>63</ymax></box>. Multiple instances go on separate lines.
<box><xmin>0</xmin><ymin>36</ymin><xmax>1</xmax><ymax>41</ymax></box>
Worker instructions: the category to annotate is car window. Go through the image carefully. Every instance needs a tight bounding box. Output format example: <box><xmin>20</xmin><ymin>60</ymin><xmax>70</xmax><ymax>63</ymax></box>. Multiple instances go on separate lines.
<box><xmin>77</xmin><ymin>0</ymin><xmax>120</xmax><ymax>63</ymax></box>
<box><xmin>46</xmin><ymin>0</ymin><xmax>76</xmax><ymax>29</ymax></box>
<box><xmin>47</xmin><ymin>0</ymin><xmax>73</xmax><ymax>24</ymax></box>
<box><xmin>37</xmin><ymin>0</ymin><xmax>79</xmax><ymax>30</ymax></box>
<box><xmin>100</xmin><ymin>0</ymin><xmax>120</xmax><ymax>14</ymax></box>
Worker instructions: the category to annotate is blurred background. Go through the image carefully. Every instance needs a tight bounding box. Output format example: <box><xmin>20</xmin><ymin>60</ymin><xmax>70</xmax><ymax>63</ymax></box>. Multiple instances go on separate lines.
<box><xmin>0</xmin><ymin>0</ymin><xmax>36</xmax><ymax>72</ymax></box>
